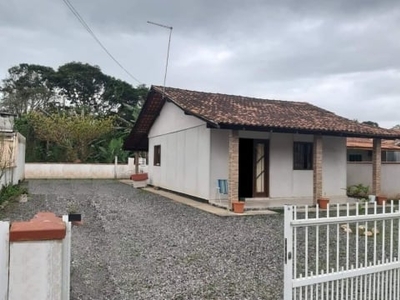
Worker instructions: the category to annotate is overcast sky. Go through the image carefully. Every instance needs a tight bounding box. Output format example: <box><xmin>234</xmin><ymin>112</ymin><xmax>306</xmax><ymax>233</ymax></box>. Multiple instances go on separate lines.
<box><xmin>1</xmin><ymin>0</ymin><xmax>400</xmax><ymax>128</ymax></box>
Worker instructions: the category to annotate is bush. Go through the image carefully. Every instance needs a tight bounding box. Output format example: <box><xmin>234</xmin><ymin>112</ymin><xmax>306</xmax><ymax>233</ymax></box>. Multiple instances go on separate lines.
<box><xmin>0</xmin><ymin>183</ymin><xmax>28</xmax><ymax>205</ymax></box>
<box><xmin>347</xmin><ymin>184</ymin><xmax>369</xmax><ymax>199</ymax></box>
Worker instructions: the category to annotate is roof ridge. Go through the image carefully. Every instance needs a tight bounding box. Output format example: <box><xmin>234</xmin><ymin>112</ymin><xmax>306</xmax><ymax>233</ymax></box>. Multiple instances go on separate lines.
<box><xmin>152</xmin><ymin>85</ymin><xmax>311</xmax><ymax>106</ymax></box>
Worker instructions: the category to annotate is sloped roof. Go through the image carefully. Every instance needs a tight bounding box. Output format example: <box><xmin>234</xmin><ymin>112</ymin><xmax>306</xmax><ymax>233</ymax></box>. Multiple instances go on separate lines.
<box><xmin>347</xmin><ymin>137</ymin><xmax>400</xmax><ymax>150</ymax></box>
<box><xmin>124</xmin><ymin>86</ymin><xmax>400</xmax><ymax>151</ymax></box>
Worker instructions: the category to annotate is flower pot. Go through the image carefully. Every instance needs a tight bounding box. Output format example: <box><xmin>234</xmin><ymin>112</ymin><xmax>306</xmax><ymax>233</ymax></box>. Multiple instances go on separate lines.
<box><xmin>232</xmin><ymin>201</ymin><xmax>245</xmax><ymax>213</ymax></box>
<box><xmin>318</xmin><ymin>197</ymin><xmax>330</xmax><ymax>209</ymax></box>
<box><xmin>130</xmin><ymin>173</ymin><xmax>148</xmax><ymax>181</ymax></box>
<box><xmin>376</xmin><ymin>196</ymin><xmax>387</xmax><ymax>206</ymax></box>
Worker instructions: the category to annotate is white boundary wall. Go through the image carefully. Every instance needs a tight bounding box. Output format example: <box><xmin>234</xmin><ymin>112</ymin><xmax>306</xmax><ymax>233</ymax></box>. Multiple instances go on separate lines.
<box><xmin>347</xmin><ymin>162</ymin><xmax>400</xmax><ymax>197</ymax></box>
<box><xmin>25</xmin><ymin>160</ymin><xmax>148</xmax><ymax>179</ymax></box>
<box><xmin>0</xmin><ymin>133</ymin><xmax>26</xmax><ymax>189</ymax></box>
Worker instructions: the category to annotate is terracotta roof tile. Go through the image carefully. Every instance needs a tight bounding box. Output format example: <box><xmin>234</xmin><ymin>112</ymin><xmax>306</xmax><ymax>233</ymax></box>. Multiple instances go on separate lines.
<box><xmin>124</xmin><ymin>86</ymin><xmax>400</xmax><ymax>151</ymax></box>
<box><xmin>347</xmin><ymin>138</ymin><xmax>400</xmax><ymax>150</ymax></box>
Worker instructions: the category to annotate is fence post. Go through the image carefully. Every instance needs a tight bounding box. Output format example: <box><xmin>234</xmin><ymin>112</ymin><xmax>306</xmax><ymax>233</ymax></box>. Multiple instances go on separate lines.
<box><xmin>284</xmin><ymin>205</ymin><xmax>293</xmax><ymax>300</ymax></box>
<box><xmin>8</xmin><ymin>212</ymin><xmax>66</xmax><ymax>300</ymax></box>
<box><xmin>61</xmin><ymin>216</ymin><xmax>71</xmax><ymax>300</ymax></box>
<box><xmin>0</xmin><ymin>221</ymin><xmax>9</xmax><ymax>300</ymax></box>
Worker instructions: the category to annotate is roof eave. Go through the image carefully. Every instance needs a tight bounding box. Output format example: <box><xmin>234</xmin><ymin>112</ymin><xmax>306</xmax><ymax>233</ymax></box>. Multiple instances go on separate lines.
<box><xmin>215</xmin><ymin>123</ymin><xmax>400</xmax><ymax>139</ymax></box>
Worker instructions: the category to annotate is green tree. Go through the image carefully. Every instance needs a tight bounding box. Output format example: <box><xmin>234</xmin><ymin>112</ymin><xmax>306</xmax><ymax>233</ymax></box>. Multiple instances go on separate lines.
<box><xmin>28</xmin><ymin>112</ymin><xmax>115</xmax><ymax>162</ymax></box>
<box><xmin>2</xmin><ymin>61</ymin><xmax>148</xmax><ymax>163</ymax></box>
<box><xmin>55</xmin><ymin>62</ymin><xmax>148</xmax><ymax>118</ymax></box>
<box><xmin>362</xmin><ymin>121</ymin><xmax>379</xmax><ymax>127</ymax></box>
<box><xmin>0</xmin><ymin>64</ymin><xmax>56</xmax><ymax>115</ymax></box>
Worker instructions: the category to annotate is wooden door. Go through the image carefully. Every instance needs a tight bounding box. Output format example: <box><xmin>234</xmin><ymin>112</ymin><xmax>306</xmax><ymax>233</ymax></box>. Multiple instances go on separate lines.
<box><xmin>253</xmin><ymin>140</ymin><xmax>269</xmax><ymax>197</ymax></box>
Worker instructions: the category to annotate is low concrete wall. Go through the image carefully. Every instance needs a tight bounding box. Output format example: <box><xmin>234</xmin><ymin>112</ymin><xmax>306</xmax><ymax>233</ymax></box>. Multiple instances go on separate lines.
<box><xmin>347</xmin><ymin>162</ymin><xmax>400</xmax><ymax>198</ymax></box>
<box><xmin>25</xmin><ymin>161</ymin><xmax>148</xmax><ymax>179</ymax></box>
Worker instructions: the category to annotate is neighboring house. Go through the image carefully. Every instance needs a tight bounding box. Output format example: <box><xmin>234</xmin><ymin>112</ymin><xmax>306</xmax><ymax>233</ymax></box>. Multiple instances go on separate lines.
<box><xmin>347</xmin><ymin>137</ymin><xmax>400</xmax><ymax>162</ymax></box>
<box><xmin>0</xmin><ymin>112</ymin><xmax>26</xmax><ymax>188</ymax></box>
<box><xmin>347</xmin><ymin>137</ymin><xmax>400</xmax><ymax>198</ymax></box>
<box><xmin>124</xmin><ymin>86</ymin><xmax>400</xmax><ymax>207</ymax></box>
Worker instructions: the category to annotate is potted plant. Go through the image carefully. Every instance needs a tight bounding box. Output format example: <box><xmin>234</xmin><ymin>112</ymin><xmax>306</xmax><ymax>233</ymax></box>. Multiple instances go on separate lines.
<box><xmin>376</xmin><ymin>195</ymin><xmax>387</xmax><ymax>206</ymax></box>
<box><xmin>130</xmin><ymin>173</ymin><xmax>148</xmax><ymax>181</ymax></box>
<box><xmin>318</xmin><ymin>197</ymin><xmax>330</xmax><ymax>209</ymax></box>
<box><xmin>232</xmin><ymin>201</ymin><xmax>245</xmax><ymax>213</ymax></box>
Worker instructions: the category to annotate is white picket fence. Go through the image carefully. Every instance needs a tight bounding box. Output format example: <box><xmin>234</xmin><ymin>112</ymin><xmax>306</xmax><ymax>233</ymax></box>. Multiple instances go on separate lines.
<box><xmin>0</xmin><ymin>216</ymin><xmax>71</xmax><ymax>300</ymax></box>
<box><xmin>284</xmin><ymin>203</ymin><xmax>400</xmax><ymax>300</ymax></box>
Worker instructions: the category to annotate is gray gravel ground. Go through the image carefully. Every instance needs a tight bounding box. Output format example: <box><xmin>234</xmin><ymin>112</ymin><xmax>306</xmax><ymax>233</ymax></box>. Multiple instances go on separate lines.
<box><xmin>0</xmin><ymin>180</ymin><xmax>284</xmax><ymax>300</ymax></box>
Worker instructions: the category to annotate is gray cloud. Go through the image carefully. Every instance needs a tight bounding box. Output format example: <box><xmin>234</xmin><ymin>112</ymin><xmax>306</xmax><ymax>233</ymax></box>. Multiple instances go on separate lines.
<box><xmin>1</xmin><ymin>0</ymin><xmax>400</xmax><ymax>127</ymax></box>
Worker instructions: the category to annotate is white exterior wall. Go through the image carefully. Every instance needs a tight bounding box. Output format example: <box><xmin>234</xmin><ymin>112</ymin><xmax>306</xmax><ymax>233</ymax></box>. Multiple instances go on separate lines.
<box><xmin>269</xmin><ymin>133</ymin><xmax>313</xmax><ymax>198</ymax></box>
<box><xmin>209</xmin><ymin>129</ymin><xmax>229</xmax><ymax>200</ymax></box>
<box><xmin>322</xmin><ymin>136</ymin><xmax>347</xmax><ymax>201</ymax></box>
<box><xmin>148</xmin><ymin>102</ymin><xmax>211</xmax><ymax>199</ymax></box>
<box><xmin>347</xmin><ymin>163</ymin><xmax>400</xmax><ymax>198</ymax></box>
<box><xmin>209</xmin><ymin>130</ymin><xmax>347</xmax><ymax>201</ymax></box>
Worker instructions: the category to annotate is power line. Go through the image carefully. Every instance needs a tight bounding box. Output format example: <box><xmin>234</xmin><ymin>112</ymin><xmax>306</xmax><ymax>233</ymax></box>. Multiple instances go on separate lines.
<box><xmin>61</xmin><ymin>0</ymin><xmax>142</xmax><ymax>84</ymax></box>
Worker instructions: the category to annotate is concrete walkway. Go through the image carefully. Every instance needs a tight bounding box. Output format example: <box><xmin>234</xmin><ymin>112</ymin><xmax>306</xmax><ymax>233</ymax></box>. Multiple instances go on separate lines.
<box><xmin>144</xmin><ymin>187</ymin><xmax>278</xmax><ymax>216</ymax></box>
<box><xmin>119</xmin><ymin>180</ymin><xmax>277</xmax><ymax>216</ymax></box>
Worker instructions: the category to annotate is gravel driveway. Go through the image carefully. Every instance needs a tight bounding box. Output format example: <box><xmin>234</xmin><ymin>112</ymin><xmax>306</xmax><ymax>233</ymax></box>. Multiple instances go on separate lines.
<box><xmin>0</xmin><ymin>180</ymin><xmax>284</xmax><ymax>300</ymax></box>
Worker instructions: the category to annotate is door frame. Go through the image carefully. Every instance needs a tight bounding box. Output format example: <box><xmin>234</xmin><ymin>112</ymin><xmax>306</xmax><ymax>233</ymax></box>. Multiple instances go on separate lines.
<box><xmin>252</xmin><ymin>139</ymin><xmax>269</xmax><ymax>197</ymax></box>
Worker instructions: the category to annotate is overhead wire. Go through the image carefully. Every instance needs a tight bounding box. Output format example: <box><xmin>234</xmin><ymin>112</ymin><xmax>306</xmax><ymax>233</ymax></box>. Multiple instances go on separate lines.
<box><xmin>61</xmin><ymin>0</ymin><xmax>142</xmax><ymax>84</ymax></box>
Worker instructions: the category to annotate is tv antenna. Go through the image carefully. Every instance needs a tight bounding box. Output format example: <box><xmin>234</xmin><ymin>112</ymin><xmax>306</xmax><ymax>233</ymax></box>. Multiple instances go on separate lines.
<box><xmin>147</xmin><ymin>21</ymin><xmax>173</xmax><ymax>98</ymax></box>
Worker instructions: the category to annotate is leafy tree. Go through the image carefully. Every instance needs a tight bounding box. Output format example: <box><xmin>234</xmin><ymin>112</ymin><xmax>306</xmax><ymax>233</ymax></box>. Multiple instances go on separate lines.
<box><xmin>362</xmin><ymin>121</ymin><xmax>379</xmax><ymax>127</ymax></box>
<box><xmin>55</xmin><ymin>62</ymin><xmax>109</xmax><ymax>115</ymax></box>
<box><xmin>91</xmin><ymin>137</ymin><xmax>129</xmax><ymax>163</ymax></box>
<box><xmin>0</xmin><ymin>64</ymin><xmax>56</xmax><ymax>115</ymax></box>
<box><xmin>2</xmin><ymin>61</ymin><xmax>148</xmax><ymax>163</ymax></box>
<box><xmin>55</xmin><ymin>62</ymin><xmax>148</xmax><ymax>118</ymax></box>
<box><xmin>28</xmin><ymin>112</ymin><xmax>115</xmax><ymax>162</ymax></box>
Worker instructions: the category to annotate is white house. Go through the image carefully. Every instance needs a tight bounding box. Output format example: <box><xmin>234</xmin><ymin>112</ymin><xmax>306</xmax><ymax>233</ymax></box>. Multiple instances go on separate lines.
<box><xmin>124</xmin><ymin>86</ymin><xmax>400</xmax><ymax>208</ymax></box>
<box><xmin>347</xmin><ymin>137</ymin><xmax>400</xmax><ymax>198</ymax></box>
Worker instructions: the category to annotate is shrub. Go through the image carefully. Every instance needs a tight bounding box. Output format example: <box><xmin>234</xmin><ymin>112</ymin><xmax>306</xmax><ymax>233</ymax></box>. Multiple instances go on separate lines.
<box><xmin>347</xmin><ymin>184</ymin><xmax>369</xmax><ymax>199</ymax></box>
<box><xmin>0</xmin><ymin>183</ymin><xmax>28</xmax><ymax>205</ymax></box>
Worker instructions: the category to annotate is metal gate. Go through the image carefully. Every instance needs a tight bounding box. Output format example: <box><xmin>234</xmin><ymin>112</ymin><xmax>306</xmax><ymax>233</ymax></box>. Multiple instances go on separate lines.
<box><xmin>284</xmin><ymin>203</ymin><xmax>400</xmax><ymax>300</ymax></box>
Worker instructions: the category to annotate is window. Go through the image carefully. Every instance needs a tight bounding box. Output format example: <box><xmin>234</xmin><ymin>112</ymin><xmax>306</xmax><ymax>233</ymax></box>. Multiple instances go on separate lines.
<box><xmin>154</xmin><ymin>145</ymin><xmax>161</xmax><ymax>166</ymax></box>
<box><xmin>293</xmin><ymin>142</ymin><xmax>313</xmax><ymax>170</ymax></box>
<box><xmin>348</xmin><ymin>154</ymin><xmax>362</xmax><ymax>162</ymax></box>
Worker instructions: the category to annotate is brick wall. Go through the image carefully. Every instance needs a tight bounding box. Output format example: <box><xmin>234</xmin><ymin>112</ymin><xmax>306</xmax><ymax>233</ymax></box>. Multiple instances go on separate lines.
<box><xmin>313</xmin><ymin>135</ymin><xmax>323</xmax><ymax>203</ymax></box>
<box><xmin>372</xmin><ymin>138</ymin><xmax>382</xmax><ymax>195</ymax></box>
<box><xmin>228</xmin><ymin>130</ymin><xmax>239</xmax><ymax>209</ymax></box>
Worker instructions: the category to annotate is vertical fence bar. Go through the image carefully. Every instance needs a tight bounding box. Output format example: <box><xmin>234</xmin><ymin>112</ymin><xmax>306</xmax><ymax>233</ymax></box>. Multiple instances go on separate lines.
<box><xmin>390</xmin><ymin>203</ymin><xmax>394</xmax><ymax>262</ymax></box>
<box><xmin>293</xmin><ymin>206</ymin><xmax>297</xmax><ymax>300</ymax></box>
<box><xmin>284</xmin><ymin>205</ymin><xmax>293</xmax><ymax>300</ymax></box>
<box><xmin>346</xmin><ymin>203</ymin><xmax>349</xmax><ymax>299</ymax></box>
<box><xmin>382</xmin><ymin>204</ymin><xmax>386</xmax><ymax>263</ymax></box>
<box><xmin>374</xmin><ymin>203</ymin><xmax>377</xmax><ymax>265</ymax></box>
<box><xmin>336</xmin><ymin>205</ymin><xmax>339</xmax><ymax>273</ymax></box>
<box><xmin>0</xmin><ymin>221</ymin><xmax>9</xmax><ymax>300</ymax></box>
<box><xmin>305</xmin><ymin>205</ymin><xmax>309</xmax><ymax>300</ymax></box>
<box><xmin>325</xmin><ymin>204</ymin><xmax>330</xmax><ymax>273</ymax></box>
